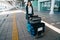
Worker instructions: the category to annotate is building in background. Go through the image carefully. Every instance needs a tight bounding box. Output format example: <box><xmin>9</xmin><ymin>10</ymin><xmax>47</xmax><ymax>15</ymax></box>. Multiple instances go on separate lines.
<box><xmin>1</xmin><ymin>0</ymin><xmax>59</xmax><ymax>12</ymax></box>
<box><xmin>0</xmin><ymin>1</ymin><xmax>13</xmax><ymax>11</ymax></box>
<box><xmin>38</xmin><ymin>0</ymin><xmax>60</xmax><ymax>12</ymax></box>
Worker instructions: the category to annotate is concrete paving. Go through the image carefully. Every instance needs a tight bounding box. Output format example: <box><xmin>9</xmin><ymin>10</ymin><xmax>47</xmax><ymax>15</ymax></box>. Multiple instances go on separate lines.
<box><xmin>0</xmin><ymin>9</ymin><xmax>60</xmax><ymax>40</ymax></box>
<box><xmin>0</xmin><ymin>14</ymin><xmax>13</xmax><ymax>40</ymax></box>
<box><xmin>34</xmin><ymin>11</ymin><xmax>60</xmax><ymax>29</ymax></box>
<box><xmin>16</xmin><ymin>12</ymin><xmax>60</xmax><ymax>40</ymax></box>
<box><xmin>21</xmin><ymin>8</ymin><xmax>60</xmax><ymax>29</ymax></box>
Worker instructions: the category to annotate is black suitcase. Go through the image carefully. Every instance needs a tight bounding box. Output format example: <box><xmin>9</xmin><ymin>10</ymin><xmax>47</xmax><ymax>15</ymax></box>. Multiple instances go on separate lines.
<box><xmin>29</xmin><ymin>20</ymin><xmax>45</xmax><ymax>36</ymax></box>
<box><xmin>26</xmin><ymin>14</ymin><xmax>38</xmax><ymax>20</ymax></box>
<box><xmin>28</xmin><ymin>15</ymin><xmax>41</xmax><ymax>24</ymax></box>
<box><xmin>26</xmin><ymin>14</ymin><xmax>45</xmax><ymax>37</ymax></box>
<box><xmin>27</xmin><ymin>16</ymin><xmax>45</xmax><ymax>36</ymax></box>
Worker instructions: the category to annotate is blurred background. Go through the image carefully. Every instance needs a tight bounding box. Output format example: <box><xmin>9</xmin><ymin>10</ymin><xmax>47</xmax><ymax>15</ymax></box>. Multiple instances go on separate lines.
<box><xmin>0</xmin><ymin>0</ymin><xmax>60</xmax><ymax>12</ymax></box>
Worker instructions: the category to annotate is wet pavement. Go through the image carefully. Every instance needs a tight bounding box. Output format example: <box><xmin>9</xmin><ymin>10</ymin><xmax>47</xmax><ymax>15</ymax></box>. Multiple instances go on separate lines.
<box><xmin>34</xmin><ymin>11</ymin><xmax>60</xmax><ymax>29</ymax></box>
<box><xmin>16</xmin><ymin>13</ymin><xmax>60</xmax><ymax>40</ymax></box>
<box><xmin>0</xmin><ymin>8</ymin><xmax>60</xmax><ymax>40</ymax></box>
<box><xmin>0</xmin><ymin>14</ymin><xmax>13</xmax><ymax>40</ymax></box>
<box><xmin>21</xmin><ymin>8</ymin><xmax>60</xmax><ymax>29</ymax></box>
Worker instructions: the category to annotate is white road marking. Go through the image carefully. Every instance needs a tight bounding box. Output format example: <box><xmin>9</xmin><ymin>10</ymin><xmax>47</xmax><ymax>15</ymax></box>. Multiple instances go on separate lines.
<box><xmin>1</xmin><ymin>10</ymin><xmax>60</xmax><ymax>34</ymax></box>
<box><xmin>42</xmin><ymin>21</ymin><xmax>60</xmax><ymax>34</ymax></box>
<box><xmin>23</xmin><ymin>11</ymin><xmax>60</xmax><ymax>34</ymax></box>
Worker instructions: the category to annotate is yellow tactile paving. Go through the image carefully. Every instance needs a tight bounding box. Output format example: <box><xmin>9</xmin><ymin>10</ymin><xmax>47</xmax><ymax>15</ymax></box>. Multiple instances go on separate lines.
<box><xmin>12</xmin><ymin>13</ymin><xmax>19</xmax><ymax>40</ymax></box>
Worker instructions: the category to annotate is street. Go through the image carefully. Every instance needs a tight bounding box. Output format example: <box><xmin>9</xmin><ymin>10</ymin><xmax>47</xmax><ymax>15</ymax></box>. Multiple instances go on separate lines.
<box><xmin>0</xmin><ymin>10</ymin><xmax>60</xmax><ymax>40</ymax></box>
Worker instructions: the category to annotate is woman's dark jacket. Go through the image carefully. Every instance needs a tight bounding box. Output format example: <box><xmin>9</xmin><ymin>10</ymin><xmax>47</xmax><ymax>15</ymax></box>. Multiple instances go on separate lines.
<box><xmin>26</xmin><ymin>5</ymin><xmax>34</xmax><ymax>15</ymax></box>
<box><xmin>26</xmin><ymin>5</ymin><xmax>34</xmax><ymax>19</ymax></box>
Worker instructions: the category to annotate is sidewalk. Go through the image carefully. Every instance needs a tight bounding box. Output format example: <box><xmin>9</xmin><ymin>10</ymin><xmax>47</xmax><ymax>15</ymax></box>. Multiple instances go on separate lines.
<box><xmin>16</xmin><ymin>12</ymin><xmax>60</xmax><ymax>40</ymax></box>
<box><xmin>34</xmin><ymin>11</ymin><xmax>60</xmax><ymax>29</ymax></box>
<box><xmin>0</xmin><ymin>8</ymin><xmax>60</xmax><ymax>40</ymax></box>
<box><xmin>21</xmin><ymin>8</ymin><xmax>60</xmax><ymax>29</ymax></box>
<box><xmin>20</xmin><ymin>8</ymin><xmax>60</xmax><ymax>36</ymax></box>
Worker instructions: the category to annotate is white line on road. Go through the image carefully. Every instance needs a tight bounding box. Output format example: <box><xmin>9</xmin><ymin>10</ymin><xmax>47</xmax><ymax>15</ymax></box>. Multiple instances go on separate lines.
<box><xmin>0</xmin><ymin>10</ymin><xmax>60</xmax><ymax>34</ymax></box>
<box><xmin>41</xmin><ymin>21</ymin><xmax>60</xmax><ymax>34</ymax></box>
<box><xmin>23</xmin><ymin>11</ymin><xmax>60</xmax><ymax>34</ymax></box>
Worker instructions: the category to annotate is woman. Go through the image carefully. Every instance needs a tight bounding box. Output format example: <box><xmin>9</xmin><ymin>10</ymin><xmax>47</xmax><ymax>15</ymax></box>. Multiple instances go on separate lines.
<box><xmin>26</xmin><ymin>1</ymin><xmax>34</xmax><ymax>20</ymax></box>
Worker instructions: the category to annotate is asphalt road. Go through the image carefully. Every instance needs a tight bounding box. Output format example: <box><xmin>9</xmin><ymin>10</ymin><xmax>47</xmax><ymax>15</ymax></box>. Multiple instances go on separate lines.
<box><xmin>34</xmin><ymin>11</ymin><xmax>60</xmax><ymax>29</ymax></box>
<box><xmin>0</xmin><ymin>11</ymin><xmax>60</xmax><ymax>40</ymax></box>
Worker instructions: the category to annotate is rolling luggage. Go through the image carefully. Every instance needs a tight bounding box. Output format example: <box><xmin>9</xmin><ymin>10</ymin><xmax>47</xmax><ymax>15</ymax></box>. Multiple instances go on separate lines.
<box><xmin>26</xmin><ymin>14</ymin><xmax>38</xmax><ymax>20</ymax></box>
<box><xmin>26</xmin><ymin>15</ymin><xmax>45</xmax><ymax>36</ymax></box>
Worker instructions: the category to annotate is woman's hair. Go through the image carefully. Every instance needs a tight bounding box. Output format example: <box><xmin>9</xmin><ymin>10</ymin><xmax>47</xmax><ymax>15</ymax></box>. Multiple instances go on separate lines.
<box><xmin>27</xmin><ymin>1</ymin><xmax>32</xmax><ymax>7</ymax></box>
